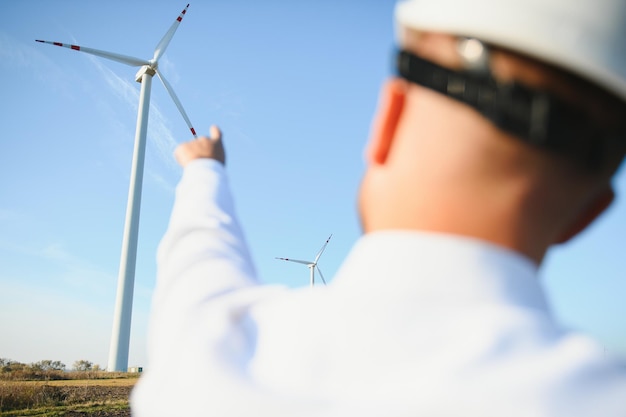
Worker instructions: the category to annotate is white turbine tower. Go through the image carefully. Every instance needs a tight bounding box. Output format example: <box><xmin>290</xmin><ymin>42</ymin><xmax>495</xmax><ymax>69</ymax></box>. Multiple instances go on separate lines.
<box><xmin>276</xmin><ymin>235</ymin><xmax>333</xmax><ymax>287</ymax></box>
<box><xmin>37</xmin><ymin>4</ymin><xmax>196</xmax><ymax>372</ymax></box>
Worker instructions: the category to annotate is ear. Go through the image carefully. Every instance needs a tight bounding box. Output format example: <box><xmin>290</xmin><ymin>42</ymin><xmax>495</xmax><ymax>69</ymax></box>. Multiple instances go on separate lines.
<box><xmin>365</xmin><ymin>78</ymin><xmax>408</xmax><ymax>165</ymax></box>
<box><xmin>556</xmin><ymin>186</ymin><xmax>615</xmax><ymax>244</ymax></box>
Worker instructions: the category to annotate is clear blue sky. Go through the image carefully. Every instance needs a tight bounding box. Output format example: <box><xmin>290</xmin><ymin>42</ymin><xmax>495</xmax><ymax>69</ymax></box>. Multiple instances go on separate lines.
<box><xmin>1</xmin><ymin>0</ymin><xmax>624</xmax><ymax>369</ymax></box>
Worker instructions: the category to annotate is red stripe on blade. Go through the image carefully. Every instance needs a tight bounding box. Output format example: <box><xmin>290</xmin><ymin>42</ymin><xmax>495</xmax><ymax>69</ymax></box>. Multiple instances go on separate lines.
<box><xmin>71</xmin><ymin>45</ymin><xmax>80</xmax><ymax>50</ymax></box>
<box><xmin>190</xmin><ymin>128</ymin><xmax>196</xmax><ymax>136</ymax></box>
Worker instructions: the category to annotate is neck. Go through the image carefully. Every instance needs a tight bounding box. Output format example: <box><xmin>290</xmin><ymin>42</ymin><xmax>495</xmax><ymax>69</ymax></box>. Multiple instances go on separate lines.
<box><xmin>362</xmin><ymin>183</ymin><xmax>548</xmax><ymax>265</ymax></box>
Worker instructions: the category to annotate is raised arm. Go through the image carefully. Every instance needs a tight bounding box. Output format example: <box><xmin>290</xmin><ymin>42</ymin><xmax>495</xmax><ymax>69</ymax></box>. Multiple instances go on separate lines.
<box><xmin>156</xmin><ymin>125</ymin><xmax>256</xmax><ymax>302</ymax></box>
<box><xmin>132</xmin><ymin>127</ymin><xmax>264</xmax><ymax>416</ymax></box>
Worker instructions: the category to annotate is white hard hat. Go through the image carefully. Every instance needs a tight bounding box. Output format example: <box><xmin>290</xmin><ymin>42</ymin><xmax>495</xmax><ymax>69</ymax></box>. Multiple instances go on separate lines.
<box><xmin>395</xmin><ymin>0</ymin><xmax>626</xmax><ymax>102</ymax></box>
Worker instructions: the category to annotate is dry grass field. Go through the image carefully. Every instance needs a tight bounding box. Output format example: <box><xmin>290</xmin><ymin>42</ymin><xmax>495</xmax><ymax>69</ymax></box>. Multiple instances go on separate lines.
<box><xmin>0</xmin><ymin>377</ymin><xmax>137</xmax><ymax>416</ymax></box>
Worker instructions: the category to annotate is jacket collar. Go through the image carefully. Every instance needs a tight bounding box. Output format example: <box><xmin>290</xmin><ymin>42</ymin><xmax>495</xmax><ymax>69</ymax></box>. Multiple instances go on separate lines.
<box><xmin>332</xmin><ymin>230</ymin><xmax>547</xmax><ymax>312</ymax></box>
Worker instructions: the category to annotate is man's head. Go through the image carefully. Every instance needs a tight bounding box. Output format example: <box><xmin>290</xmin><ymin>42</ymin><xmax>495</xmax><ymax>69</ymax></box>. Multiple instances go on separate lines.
<box><xmin>358</xmin><ymin>0</ymin><xmax>626</xmax><ymax>263</ymax></box>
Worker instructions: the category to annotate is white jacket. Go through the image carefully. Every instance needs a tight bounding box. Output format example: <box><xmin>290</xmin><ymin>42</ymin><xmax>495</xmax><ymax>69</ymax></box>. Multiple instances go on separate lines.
<box><xmin>132</xmin><ymin>159</ymin><xmax>626</xmax><ymax>416</ymax></box>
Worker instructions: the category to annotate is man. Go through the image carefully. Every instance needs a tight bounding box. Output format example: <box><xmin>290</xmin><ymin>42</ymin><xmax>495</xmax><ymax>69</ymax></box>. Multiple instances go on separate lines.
<box><xmin>132</xmin><ymin>0</ymin><xmax>626</xmax><ymax>415</ymax></box>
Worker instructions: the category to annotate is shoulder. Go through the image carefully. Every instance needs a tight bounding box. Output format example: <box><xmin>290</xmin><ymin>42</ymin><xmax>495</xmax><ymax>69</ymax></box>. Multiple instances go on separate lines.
<box><xmin>473</xmin><ymin>315</ymin><xmax>626</xmax><ymax>416</ymax></box>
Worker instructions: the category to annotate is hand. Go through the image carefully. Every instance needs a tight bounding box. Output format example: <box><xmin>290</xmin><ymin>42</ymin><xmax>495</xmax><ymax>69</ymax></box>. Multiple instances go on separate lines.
<box><xmin>174</xmin><ymin>125</ymin><xmax>226</xmax><ymax>167</ymax></box>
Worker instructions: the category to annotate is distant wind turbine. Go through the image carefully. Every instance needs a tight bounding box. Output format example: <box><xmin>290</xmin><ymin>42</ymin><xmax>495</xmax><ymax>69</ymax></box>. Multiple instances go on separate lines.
<box><xmin>37</xmin><ymin>4</ymin><xmax>196</xmax><ymax>372</ymax></box>
<box><xmin>276</xmin><ymin>234</ymin><xmax>333</xmax><ymax>287</ymax></box>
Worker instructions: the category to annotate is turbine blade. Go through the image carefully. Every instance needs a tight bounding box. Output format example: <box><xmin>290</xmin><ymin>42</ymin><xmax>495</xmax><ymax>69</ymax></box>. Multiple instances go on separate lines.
<box><xmin>35</xmin><ymin>40</ymin><xmax>149</xmax><ymax>67</ymax></box>
<box><xmin>152</xmin><ymin>3</ymin><xmax>190</xmax><ymax>63</ymax></box>
<box><xmin>314</xmin><ymin>234</ymin><xmax>333</xmax><ymax>263</ymax></box>
<box><xmin>316</xmin><ymin>266</ymin><xmax>327</xmax><ymax>285</ymax></box>
<box><xmin>275</xmin><ymin>257</ymin><xmax>311</xmax><ymax>265</ymax></box>
<box><xmin>155</xmin><ymin>69</ymin><xmax>197</xmax><ymax>137</ymax></box>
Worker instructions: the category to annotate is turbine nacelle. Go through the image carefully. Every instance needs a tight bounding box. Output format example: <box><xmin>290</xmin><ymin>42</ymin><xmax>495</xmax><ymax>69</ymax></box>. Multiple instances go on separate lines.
<box><xmin>135</xmin><ymin>66</ymin><xmax>156</xmax><ymax>83</ymax></box>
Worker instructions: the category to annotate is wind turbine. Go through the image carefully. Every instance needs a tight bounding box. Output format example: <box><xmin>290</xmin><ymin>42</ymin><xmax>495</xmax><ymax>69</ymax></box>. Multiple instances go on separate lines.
<box><xmin>276</xmin><ymin>234</ymin><xmax>333</xmax><ymax>287</ymax></box>
<box><xmin>37</xmin><ymin>4</ymin><xmax>196</xmax><ymax>372</ymax></box>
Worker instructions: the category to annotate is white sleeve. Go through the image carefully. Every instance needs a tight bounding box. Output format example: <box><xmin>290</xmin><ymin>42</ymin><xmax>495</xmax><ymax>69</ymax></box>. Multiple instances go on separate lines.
<box><xmin>132</xmin><ymin>158</ymin><xmax>270</xmax><ymax>416</ymax></box>
<box><xmin>156</xmin><ymin>158</ymin><xmax>257</xmax><ymax>295</ymax></box>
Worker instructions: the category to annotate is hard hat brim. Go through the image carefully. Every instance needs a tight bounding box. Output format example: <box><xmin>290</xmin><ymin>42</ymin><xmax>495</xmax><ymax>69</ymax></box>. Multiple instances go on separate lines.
<box><xmin>395</xmin><ymin>0</ymin><xmax>626</xmax><ymax>102</ymax></box>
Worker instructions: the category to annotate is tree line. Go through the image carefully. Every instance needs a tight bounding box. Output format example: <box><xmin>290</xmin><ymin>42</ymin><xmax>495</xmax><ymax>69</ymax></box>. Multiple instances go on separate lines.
<box><xmin>1</xmin><ymin>358</ymin><xmax>102</xmax><ymax>380</ymax></box>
